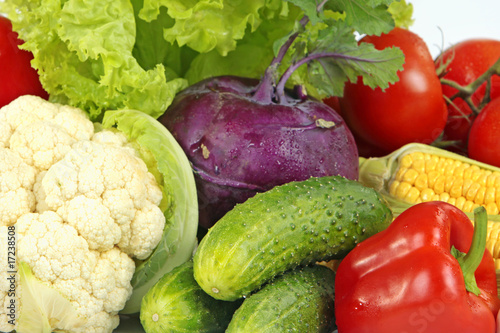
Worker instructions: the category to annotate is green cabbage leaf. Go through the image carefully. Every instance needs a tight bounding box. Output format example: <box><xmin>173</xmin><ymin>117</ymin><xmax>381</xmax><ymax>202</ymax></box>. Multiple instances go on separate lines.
<box><xmin>101</xmin><ymin>109</ymin><xmax>199</xmax><ymax>314</ymax></box>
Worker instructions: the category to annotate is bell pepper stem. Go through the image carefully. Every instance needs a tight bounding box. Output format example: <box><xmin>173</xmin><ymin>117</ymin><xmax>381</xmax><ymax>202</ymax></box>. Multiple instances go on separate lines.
<box><xmin>454</xmin><ymin>206</ymin><xmax>487</xmax><ymax>296</ymax></box>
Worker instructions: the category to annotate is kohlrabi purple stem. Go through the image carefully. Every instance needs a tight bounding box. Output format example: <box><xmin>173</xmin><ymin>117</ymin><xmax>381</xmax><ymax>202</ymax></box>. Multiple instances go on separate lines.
<box><xmin>252</xmin><ymin>0</ymin><xmax>328</xmax><ymax>104</ymax></box>
<box><xmin>251</xmin><ymin>29</ymin><xmax>302</xmax><ymax>104</ymax></box>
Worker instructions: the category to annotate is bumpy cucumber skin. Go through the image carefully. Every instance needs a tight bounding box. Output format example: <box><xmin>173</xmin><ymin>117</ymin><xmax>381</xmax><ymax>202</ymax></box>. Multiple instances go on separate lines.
<box><xmin>226</xmin><ymin>264</ymin><xmax>336</xmax><ymax>333</ymax></box>
<box><xmin>140</xmin><ymin>260</ymin><xmax>241</xmax><ymax>333</ymax></box>
<box><xmin>193</xmin><ymin>175</ymin><xmax>392</xmax><ymax>301</ymax></box>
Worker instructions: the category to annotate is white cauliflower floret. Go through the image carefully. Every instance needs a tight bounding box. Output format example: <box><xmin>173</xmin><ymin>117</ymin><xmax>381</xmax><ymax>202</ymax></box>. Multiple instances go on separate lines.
<box><xmin>12</xmin><ymin>212</ymin><xmax>136</xmax><ymax>333</ymax></box>
<box><xmin>0</xmin><ymin>95</ymin><xmax>94</xmax><ymax>223</ymax></box>
<box><xmin>10</xmin><ymin>121</ymin><xmax>82</xmax><ymax>171</ymax></box>
<box><xmin>91</xmin><ymin>127</ymin><xmax>130</xmax><ymax>147</ymax></box>
<box><xmin>64</xmin><ymin>195</ymin><xmax>121</xmax><ymax>252</ymax></box>
<box><xmin>38</xmin><ymin>137</ymin><xmax>166</xmax><ymax>259</ymax></box>
<box><xmin>17</xmin><ymin>212</ymin><xmax>94</xmax><ymax>282</ymax></box>
<box><xmin>0</xmin><ymin>148</ymin><xmax>37</xmax><ymax>226</ymax></box>
<box><xmin>0</xmin><ymin>95</ymin><xmax>94</xmax><ymax>149</ymax></box>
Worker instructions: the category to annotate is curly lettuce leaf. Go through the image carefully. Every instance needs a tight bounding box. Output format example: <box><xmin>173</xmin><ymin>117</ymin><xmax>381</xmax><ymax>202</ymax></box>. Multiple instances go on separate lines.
<box><xmin>185</xmin><ymin>3</ymin><xmax>302</xmax><ymax>84</ymax></box>
<box><xmin>101</xmin><ymin>109</ymin><xmax>198</xmax><ymax>314</ymax></box>
<box><xmin>1</xmin><ymin>0</ymin><xmax>187</xmax><ymax>121</ymax></box>
<box><xmin>388</xmin><ymin>0</ymin><xmax>414</xmax><ymax>29</ymax></box>
<box><xmin>140</xmin><ymin>0</ymin><xmax>270</xmax><ymax>56</ymax></box>
<box><xmin>0</xmin><ymin>0</ymin><xmax>297</xmax><ymax>121</ymax></box>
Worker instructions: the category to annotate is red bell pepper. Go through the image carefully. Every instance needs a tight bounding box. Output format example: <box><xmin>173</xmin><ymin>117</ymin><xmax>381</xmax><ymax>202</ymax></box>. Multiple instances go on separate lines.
<box><xmin>335</xmin><ymin>201</ymin><xmax>500</xmax><ymax>333</ymax></box>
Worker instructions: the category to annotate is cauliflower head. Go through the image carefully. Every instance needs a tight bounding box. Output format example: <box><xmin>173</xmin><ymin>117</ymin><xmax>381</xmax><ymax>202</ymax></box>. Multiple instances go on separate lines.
<box><xmin>0</xmin><ymin>96</ymin><xmax>169</xmax><ymax>333</ymax></box>
<box><xmin>37</xmin><ymin>138</ymin><xmax>165</xmax><ymax>258</ymax></box>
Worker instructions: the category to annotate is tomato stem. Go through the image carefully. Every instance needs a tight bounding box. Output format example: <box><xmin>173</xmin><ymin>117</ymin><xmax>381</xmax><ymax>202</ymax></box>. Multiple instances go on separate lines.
<box><xmin>440</xmin><ymin>56</ymin><xmax>500</xmax><ymax>115</ymax></box>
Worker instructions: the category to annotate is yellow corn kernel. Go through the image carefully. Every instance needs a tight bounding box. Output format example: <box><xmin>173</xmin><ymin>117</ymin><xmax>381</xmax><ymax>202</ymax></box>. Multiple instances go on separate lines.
<box><xmin>485</xmin><ymin>187</ymin><xmax>496</xmax><ymax>205</ymax></box>
<box><xmin>439</xmin><ymin>192</ymin><xmax>451</xmax><ymax>203</ymax></box>
<box><xmin>427</xmin><ymin>170</ymin><xmax>440</xmax><ymax>188</ymax></box>
<box><xmin>409</xmin><ymin>151</ymin><xmax>425</xmax><ymax>161</ymax></box>
<box><xmin>395</xmin><ymin>181</ymin><xmax>412</xmax><ymax>199</ymax></box>
<box><xmin>455</xmin><ymin>197</ymin><xmax>466</xmax><ymax>210</ymax></box>
<box><xmin>414</xmin><ymin>173</ymin><xmax>429</xmax><ymax>191</ymax></box>
<box><xmin>486</xmin><ymin>222</ymin><xmax>500</xmax><ymax>267</ymax></box>
<box><xmin>462</xmin><ymin>200</ymin><xmax>475</xmax><ymax>213</ymax></box>
<box><xmin>402</xmin><ymin>168</ymin><xmax>419</xmax><ymax>185</ymax></box>
<box><xmin>475</xmin><ymin>186</ymin><xmax>487</xmax><ymax>206</ymax></box>
<box><xmin>486</xmin><ymin>202</ymin><xmax>499</xmax><ymax>215</ymax></box>
<box><xmin>452</xmin><ymin>162</ymin><xmax>469</xmax><ymax>178</ymax></box>
<box><xmin>444</xmin><ymin>175</ymin><xmax>457</xmax><ymax>193</ymax></box>
<box><xmin>404</xmin><ymin>187</ymin><xmax>421</xmax><ymax>204</ymax></box>
<box><xmin>487</xmin><ymin>172</ymin><xmax>500</xmax><ymax>187</ymax></box>
<box><xmin>449</xmin><ymin>178</ymin><xmax>464</xmax><ymax>198</ymax></box>
<box><xmin>462</xmin><ymin>178</ymin><xmax>474</xmax><ymax>197</ymax></box>
<box><xmin>470</xmin><ymin>168</ymin><xmax>483</xmax><ymax>182</ymax></box>
<box><xmin>434</xmin><ymin>159</ymin><xmax>445</xmax><ymax>174</ymax></box>
<box><xmin>425</xmin><ymin>156</ymin><xmax>439</xmax><ymax>172</ymax></box>
<box><xmin>431</xmin><ymin>194</ymin><xmax>441</xmax><ymax>201</ymax></box>
<box><xmin>394</xmin><ymin>167</ymin><xmax>408</xmax><ymax>182</ymax></box>
<box><xmin>389</xmin><ymin>180</ymin><xmax>400</xmax><ymax>197</ymax></box>
<box><xmin>475</xmin><ymin>173</ymin><xmax>490</xmax><ymax>188</ymax></box>
<box><xmin>433</xmin><ymin>175</ymin><xmax>446</xmax><ymax>194</ymax></box>
<box><xmin>465</xmin><ymin>183</ymin><xmax>481</xmax><ymax>202</ymax></box>
<box><xmin>399</xmin><ymin>154</ymin><xmax>414</xmax><ymax>169</ymax></box>
<box><xmin>412</xmin><ymin>158</ymin><xmax>426</xmax><ymax>174</ymax></box>
<box><xmin>420</xmin><ymin>188</ymin><xmax>435</xmax><ymax>201</ymax></box>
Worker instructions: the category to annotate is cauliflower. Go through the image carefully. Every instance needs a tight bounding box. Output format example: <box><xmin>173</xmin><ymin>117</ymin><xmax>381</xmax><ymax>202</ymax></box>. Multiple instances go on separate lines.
<box><xmin>0</xmin><ymin>96</ymin><xmax>175</xmax><ymax>333</ymax></box>
<box><xmin>7</xmin><ymin>212</ymin><xmax>136</xmax><ymax>333</ymax></box>
<box><xmin>37</xmin><ymin>139</ymin><xmax>165</xmax><ymax>257</ymax></box>
<box><xmin>0</xmin><ymin>148</ymin><xmax>37</xmax><ymax>225</ymax></box>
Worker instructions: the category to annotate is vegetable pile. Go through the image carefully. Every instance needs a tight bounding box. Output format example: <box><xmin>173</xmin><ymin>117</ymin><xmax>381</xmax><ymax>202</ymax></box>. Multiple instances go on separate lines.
<box><xmin>2</xmin><ymin>0</ymin><xmax>500</xmax><ymax>332</ymax></box>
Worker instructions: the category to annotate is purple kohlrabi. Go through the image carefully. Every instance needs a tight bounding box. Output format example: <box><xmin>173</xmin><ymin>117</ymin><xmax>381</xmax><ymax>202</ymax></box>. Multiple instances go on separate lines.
<box><xmin>159</xmin><ymin>75</ymin><xmax>358</xmax><ymax>229</ymax></box>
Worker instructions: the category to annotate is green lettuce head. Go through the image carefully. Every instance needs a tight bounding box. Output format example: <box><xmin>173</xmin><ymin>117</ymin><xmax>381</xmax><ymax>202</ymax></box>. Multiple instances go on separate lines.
<box><xmin>1</xmin><ymin>0</ymin><xmax>300</xmax><ymax>121</ymax></box>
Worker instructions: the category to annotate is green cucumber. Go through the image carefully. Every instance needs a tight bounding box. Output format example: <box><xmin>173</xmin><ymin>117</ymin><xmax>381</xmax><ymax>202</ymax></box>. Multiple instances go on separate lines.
<box><xmin>140</xmin><ymin>260</ymin><xmax>241</xmax><ymax>333</ymax></box>
<box><xmin>226</xmin><ymin>264</ymin><xmax>336</xmax><ymax>333</ymax></box>
<box><xmin>193</xmin><ymin>175</ymin><xmax>392</xmax><ymax>301</ymax></box>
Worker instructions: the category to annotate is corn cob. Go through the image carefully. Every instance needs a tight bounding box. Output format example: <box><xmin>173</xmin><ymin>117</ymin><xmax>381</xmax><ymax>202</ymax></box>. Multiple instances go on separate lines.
<box><xmin>359</xmin><ymin>143</ymin><xmax>500</xmax><ymax>269</ymax></box>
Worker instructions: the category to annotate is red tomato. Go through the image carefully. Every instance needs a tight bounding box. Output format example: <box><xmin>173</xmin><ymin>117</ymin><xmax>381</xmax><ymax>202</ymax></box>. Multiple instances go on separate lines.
<box><xmin>323</xmin><ymin>97</ymin><xmax>388</xmax><ymax>157</ymax></box>
<box><xmin>322</xmin><ymin>96</ymin><xmax>342</xmax><ymax>117</ymax></box>
<box><xmin>340</xmin><ymin>27</ymin><xmax>447</xmax><ymax>153</ymax></box>
<box><xmin>354</xmin><ymin>134</ymin><xmax>391</xmax><ymax>158</ymax></box>
<box><xmin>467</xmin><ymin>97</ymin><xmax>500</xmax><ymax>167</ymax></box>
<box><xmin>0</xmin><ymin>16</ymin><xmax>48</xmax><ymax>107</ymax></box>
<box><xmin>437</xmin><ymin>39</ymin><xmax>500</xmax><ymax>149</ymax></box>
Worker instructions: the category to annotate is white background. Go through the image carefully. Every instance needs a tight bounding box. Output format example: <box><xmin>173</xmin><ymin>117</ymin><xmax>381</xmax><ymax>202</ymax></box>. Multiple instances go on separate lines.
<box><xmin>410</xmin><ymin>0</ymin><xmax>500</xmax><ymax>58</ymax></box>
